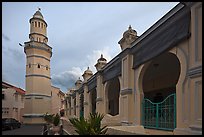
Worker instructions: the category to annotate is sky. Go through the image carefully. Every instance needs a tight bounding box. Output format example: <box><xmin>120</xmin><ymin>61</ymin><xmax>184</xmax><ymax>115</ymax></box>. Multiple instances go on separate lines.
<box><xmin>2</xmin><ymin>2</ymin><xmax>179</xmax><ymax>92</ymax></box>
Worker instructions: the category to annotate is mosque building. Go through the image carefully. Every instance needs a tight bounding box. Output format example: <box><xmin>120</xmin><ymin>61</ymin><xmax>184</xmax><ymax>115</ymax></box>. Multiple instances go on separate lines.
<box><xmin>22</xmin><ymin>2</ymin><xmax>202</xmax><ymax>134</ymax></box>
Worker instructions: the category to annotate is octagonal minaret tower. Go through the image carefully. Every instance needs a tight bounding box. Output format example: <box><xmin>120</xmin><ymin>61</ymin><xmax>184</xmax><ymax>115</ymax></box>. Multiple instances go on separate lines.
<box><xmin>23</xmin><ymin>8</ymin><xmax>52</xmax><ymax>124</ymax></box>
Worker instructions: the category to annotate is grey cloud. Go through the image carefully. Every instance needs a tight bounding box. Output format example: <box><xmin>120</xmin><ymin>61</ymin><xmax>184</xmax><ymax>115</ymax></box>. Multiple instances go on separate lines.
<box><xmin>2</xmin><ymin>45</ymin><xmax>24</xmax><ymax>63</ymax></box>
<box><xmin>50</xmin><ymin>47</ymin><xmax>113</xmax><ymax>92</ymax></box>
<box><xmin>2</xmin><ymin>33</ymin><xmax>10</xmax><ymax>41</ymax></box>
<box><xmin>51</xmin><ymin>67</ymin><xmax>83</xmax><ymax>92</ymax></box>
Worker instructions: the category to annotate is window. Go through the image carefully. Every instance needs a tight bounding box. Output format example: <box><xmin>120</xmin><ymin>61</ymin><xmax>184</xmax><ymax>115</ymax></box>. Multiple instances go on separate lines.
<box><xmin>41</xmin><ymin>23</ymin><xmax>43</xmax><ymax>28</ymax></box>
<box><xmin>29</xmin><ymin>64</ymin><xmax>31</xmax><ymax>68</ymax></box>
<box><xmin>32</xmin><ymin>22</ymin><xmax>34</xmax><ymax>27</ymax></box>
<box><xmin>38</xmin><ymin>64</ymin><xmax>40</xmax><ymax>68</ymax></box>
<box><xmin>2</xmin><ymin>94</ymin><xmax>5</xmax><ymax>100</ymax></box>
<box><xmin>39</xmin><ymin>38</ymin><xmax>41</xmax><ymax>42</ymax></box>
<box><xmin>15</xmin><ymin>94</ymin><xmax>18</xmax><ymax>102</ymax></box>
<box><xmin>35</xmin><ymin>22</ymin><xmax>37</xmax><ymax>27</ymax></box>
<box><xmin>46</xmin><ymin>66</ymin><xmax>48</xmax><ymax>70</ymax></box>
<box><xmin>38</xmin><ymin>22</ymin><xmax>40</xmax><ymax>27</ymax></box>
<box><xmin>51</xmin><ymin>91</ymin><xmax>52</xmax><ymax>96</ymax></box>
<box><xmin>21</xmin><ymin>96</ymin><xmax>24</xmax><ymax>102</ymax></box>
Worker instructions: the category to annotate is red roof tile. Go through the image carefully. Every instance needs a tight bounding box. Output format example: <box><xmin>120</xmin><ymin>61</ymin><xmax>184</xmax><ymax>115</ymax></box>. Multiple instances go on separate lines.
<box><xmin>2</xmin><ymin>81</ymin><xmax>25</xmax><ymax>94</ymax></box>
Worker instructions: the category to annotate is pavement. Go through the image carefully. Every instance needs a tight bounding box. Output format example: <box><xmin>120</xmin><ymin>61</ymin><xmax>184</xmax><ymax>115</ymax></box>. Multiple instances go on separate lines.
<box><xmin>61</xmin><ymin>119</ymin><xmax>77</xmax><ymax>135</ymax></box>
<box><xmin>2</xmin><ymin>124</ymin><xmax>44</xmax><ymax>135</ymax></box>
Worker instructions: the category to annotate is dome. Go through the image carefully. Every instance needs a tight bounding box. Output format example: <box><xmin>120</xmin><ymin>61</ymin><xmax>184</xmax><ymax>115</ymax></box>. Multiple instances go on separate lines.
<box><xmin>33</xmin><ymin>8</ymin><xmax>44</xmax><ymax>19</ymax></box>
<box><xmin>84</xmin><ymin>67</ymin><xmax>93</xmax><ymax>75</ymax></box>
<box><xmin>75</xmin><ymin>77</ymin><xmax>82</xmax><ymax>85</ymax></box>
<box><xmin>97</xmin><ymin>54</ymin><xmax>107</xmax><ymax>62</ymax></box>
<box><xmin>123</xmin><ymin>25</ymin><xmax>137</xmax><ymax>37</ymax></box>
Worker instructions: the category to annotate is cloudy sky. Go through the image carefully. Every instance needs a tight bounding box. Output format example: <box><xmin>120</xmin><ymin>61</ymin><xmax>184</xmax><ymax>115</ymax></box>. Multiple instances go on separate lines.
<box><xmin>2</xmin><ymin>2</ymin><xmax>178</xmax><ymax>92</ymax></box>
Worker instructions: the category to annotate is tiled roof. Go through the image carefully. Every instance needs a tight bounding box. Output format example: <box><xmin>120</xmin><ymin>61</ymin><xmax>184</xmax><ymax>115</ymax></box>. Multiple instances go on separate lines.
<box><xmin>2</xmin><ymin>81</ymin><xmax>25</xmax><ymax>95</ymax></box>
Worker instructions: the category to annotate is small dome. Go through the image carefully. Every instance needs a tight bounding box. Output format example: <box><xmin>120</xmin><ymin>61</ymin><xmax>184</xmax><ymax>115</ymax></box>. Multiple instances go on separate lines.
<box><xmin>123</xmin><ymin>25</ymin><xmax>137</xmax><ymax>37</ymax></box>
<box><xmin>33</xmin><ymin>8</ymin><xmax>44</xmax><ymax>19</ymax></box>
<box><xmin>97</xmin><ymin>54</ymin><xmax>107</xmax><ymax>62</ymax></box>
<box><xmin>75</xmin><ymin>77</ymin><xmax>82</xmax><ymax>85</ymax></box>
<box><xmin>84</xmin><ymin>67</ymin><xmax>93</xmax><ymax>75</ymax></box>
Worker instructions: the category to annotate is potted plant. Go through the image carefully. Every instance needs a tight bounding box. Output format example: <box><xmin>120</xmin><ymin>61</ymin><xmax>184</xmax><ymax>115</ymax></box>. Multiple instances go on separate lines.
<box><xmin>44</xmin><ymin>112</ymin><xmax>54</xmax><ymax>124</ymax></box>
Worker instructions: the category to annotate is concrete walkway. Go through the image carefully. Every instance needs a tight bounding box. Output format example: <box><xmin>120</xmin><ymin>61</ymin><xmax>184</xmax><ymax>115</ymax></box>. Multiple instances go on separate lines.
<box><xmin>145</xmin><ymin>129</ymin><xmax>173</xmax><ymax>135</ymax></box>
<box><xmin>107</xmin><ymin>125</ymin><xmax>147</xmax><ymax>135</ymax></box>
<box><xmin>61</xmin><ymin>119</ymin><xmax>77</xmax><ymax>135</ymax></box>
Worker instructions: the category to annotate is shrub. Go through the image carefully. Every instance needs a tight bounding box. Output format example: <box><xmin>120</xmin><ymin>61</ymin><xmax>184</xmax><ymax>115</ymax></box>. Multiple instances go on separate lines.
<box><xmin>69</xmin><ymin>112</ymin><xmax>108</xmax><ymax>135</ymax></box>
<box><xmin>53</xmin><ymin>113</ymin><xmax>60</xmax><ymax>126</ymax></box>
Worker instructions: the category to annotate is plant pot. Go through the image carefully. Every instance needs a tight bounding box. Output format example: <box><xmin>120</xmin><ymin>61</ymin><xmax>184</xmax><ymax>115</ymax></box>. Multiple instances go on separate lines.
<box><xmin>52</xmin><ymin>126</ymin><xmax>60</xmax><ymax>134</ymax></box>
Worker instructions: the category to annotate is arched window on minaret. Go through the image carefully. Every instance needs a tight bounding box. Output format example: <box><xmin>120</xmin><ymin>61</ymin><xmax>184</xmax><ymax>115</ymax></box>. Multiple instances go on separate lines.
<box><xmin>37</xmin><ymin>64</ymin><xmax>40</xmax><ymax>68</ymax></box>
<box><xmin>35</xmin><ymin>22</ymin><xmax>37</xmax><ymax>27</ymax></box>
<box><xmin>29</xmin><ymin>63</ymin><xmax>31</xmax><ymax>68</ymax></box>
<box><xmin>46</xmin><ymin>66</ymin><xmax>48</xmax><ymax>70</ymax></box>
<box><xmin>38</xmin><ymin>22</ymin><xmax>40</xmax><ymax>28</ymax></box>
<box><xmin>32</xmin><ymin>22</ymin><xmax>34</xmax><ymax>27</ymax></box>
<box><xmin>41</xmin><ymin>23</ymin><xmax>43</xmax><ymax>28</ymax></box>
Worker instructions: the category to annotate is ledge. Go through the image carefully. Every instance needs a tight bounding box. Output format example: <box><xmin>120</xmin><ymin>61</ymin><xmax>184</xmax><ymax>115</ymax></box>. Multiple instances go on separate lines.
<box><xmin>120</xmin><ymin>88</ymin><xmax>132</xmax><ymax>95</ymax></box>
<box><xmin>96</xmin><ymin>97</ymin><xmax>103</xmax><ymax>102</ymax></box>
<box><xmin>26</xmin><ymin>74</ymin><xmax>51</xmax><ymax>79</ymax></box>
<box><xmin>188</xmin><ymin>65</ymin><xmax>202</xmax><ymax>78</ymax></box>
<box><xmin>84</xmin><ymin>102</ymin><xmax>88</xmax><ymax>105</ymax></box>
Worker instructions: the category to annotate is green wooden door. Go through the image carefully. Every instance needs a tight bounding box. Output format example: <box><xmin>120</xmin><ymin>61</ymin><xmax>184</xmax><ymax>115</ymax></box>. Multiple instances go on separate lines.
<box><xmin>142</xmin><ymin>93</ymin><xmax>176</xmax><ymax>131</ymax></box>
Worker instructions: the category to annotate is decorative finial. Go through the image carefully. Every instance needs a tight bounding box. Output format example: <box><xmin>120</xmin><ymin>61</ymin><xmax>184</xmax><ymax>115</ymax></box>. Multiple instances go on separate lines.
<box><xmin>101</xmin><ymin>54</ymin><xmax>103</xmax><ymax>58</ymax></box>
<box><xmin>38</xmin><ymin>7</ymin><xmax>41</xmax><ymax>11</ymax></box>
<box><xmin>129</xmin><ymin>25</ymin><xmax>132</xmax><ymax>30</ymax></box>
<box><xmin>87</xmin><ymin>67</ymin><xmax>89</xmax><ymax>70</ymax></box>
<box><xmin>78</xmin><ymin>77</ymin><xmax>80</xmax><ymax>80</ymax></box>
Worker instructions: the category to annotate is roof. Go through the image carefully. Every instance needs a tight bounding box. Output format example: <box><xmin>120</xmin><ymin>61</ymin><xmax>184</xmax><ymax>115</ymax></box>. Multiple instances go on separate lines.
<box><xmin>33</xmin><ymin>10</ymin><xmax>44</xmax><ymax>19</ymax></box>
<box><xmin>2</xmin><ymin>81</ymin><xmax>25</xmax><ymax>95</ymax></box>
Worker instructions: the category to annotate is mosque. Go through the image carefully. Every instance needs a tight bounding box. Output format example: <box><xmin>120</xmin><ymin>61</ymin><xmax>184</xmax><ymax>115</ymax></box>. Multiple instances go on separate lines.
<box><xmin>22</xmin><ymin>2</ymin><xmax>202</xmax><ymax>135</ymax></box>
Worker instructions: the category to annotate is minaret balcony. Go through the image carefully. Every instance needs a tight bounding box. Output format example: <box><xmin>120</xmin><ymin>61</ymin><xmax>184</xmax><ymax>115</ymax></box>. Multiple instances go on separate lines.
<box><xmin>24</xmin><ymin>41</ymin><xmax>52</xmax><ymax>57</ymax></box>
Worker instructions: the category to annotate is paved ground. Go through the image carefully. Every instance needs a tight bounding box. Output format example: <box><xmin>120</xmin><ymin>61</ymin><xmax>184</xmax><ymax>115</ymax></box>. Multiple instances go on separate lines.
<box><xmin>2</xmin><ymin>124</ymin><xmax>44</xmax><ymax>135</ymax></box>
<box><xmin>61</xmin><ymin>119</ymin><xmax>77</xmax><ymax>135</ymax></box>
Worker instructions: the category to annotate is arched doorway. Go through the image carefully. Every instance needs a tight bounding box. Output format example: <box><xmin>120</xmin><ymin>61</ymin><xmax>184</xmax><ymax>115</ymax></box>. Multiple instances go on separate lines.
<box><xmin>90</xmin><ymin>89</ymin><xmax>97</xmax><ymax>114</ymax></box>
<box><xmin>79</xmin><ymin>93</ymin><xmax>84</xmax><ymax>118</ymax></box>
<box><xmin>142</xmin><ymin>52</ymin><xmax>180</xmax><ymax>131</ymax></box>
<box><xmin>73</xmin><ymin>98</ymin><xmax>76</xmax><ymax>116</ymax></box>
<box><xmin>106</xmin><ymin>77</ymin><xmax>120</xmax><ymax>116</ymax></box>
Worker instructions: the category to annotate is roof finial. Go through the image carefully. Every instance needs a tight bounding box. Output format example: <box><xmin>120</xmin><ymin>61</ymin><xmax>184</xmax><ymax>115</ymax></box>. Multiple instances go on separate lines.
<box><xmin>129</xmin><ymin>25</ymin><xmax>132</xmax><ymax>30</ymax></box>
<box><xmin>78</xmin><ymin>77</ymin><xmax>80</xmax><ymax>80</ymax></box>
<box><xmin>87</xmin><ymin>66</ymin><xmax>89</xmax><ymax>70</ymax></box>
<box><xmin>38</xmin><ymin>7</ymin><xmax>41</xmax><ymax>11</ymax></box>
<box><xmin>101</xmin><ymin>54</ymin><xmax>103</xmax><ymax>58</ymax></box>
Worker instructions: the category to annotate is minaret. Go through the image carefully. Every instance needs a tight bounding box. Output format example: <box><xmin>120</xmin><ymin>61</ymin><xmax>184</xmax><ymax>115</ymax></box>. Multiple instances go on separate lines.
<box><xmin>23</xmin><ymin>8</ymin><xmax>52</xmax><ymax>124</ymax></box>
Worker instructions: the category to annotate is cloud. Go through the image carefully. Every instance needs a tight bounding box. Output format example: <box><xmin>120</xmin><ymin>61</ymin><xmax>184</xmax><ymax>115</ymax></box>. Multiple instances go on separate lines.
<box><xmin>2</xmin><ymin>33</ymin><xmax>10</xmax><ymax>41</ymax></box>
<box><xmin>86</xmin><ymin>46</ymin><xmax>112</xmax><ymax>73</ymax></box>
<box><xmin>51</xmin><ymin>46</ymin><xmax>113</xmax><ymax>92</ymax></box>
<box><xmin>51</xmin><ymin>67</ymin><xmax>83</xmax><ymax>92</ymax></box>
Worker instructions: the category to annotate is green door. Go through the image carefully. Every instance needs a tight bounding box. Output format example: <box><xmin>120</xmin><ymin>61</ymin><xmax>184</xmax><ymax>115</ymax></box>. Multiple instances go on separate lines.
<box><xmin>142</xmin><ymin>93</ymin><xmax>176</xmax><ymax>131</ymax></box>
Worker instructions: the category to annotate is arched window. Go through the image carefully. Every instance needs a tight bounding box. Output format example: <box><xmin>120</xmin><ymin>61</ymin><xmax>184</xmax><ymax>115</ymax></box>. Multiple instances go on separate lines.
<box><xmin>38</xmin><ymin>22</ymin><xmax>40</xmax><ymax>28</ymax></box>
<box><xmin>35</xmin><ymin>22</ymin><xmax>37</xmax><ymax>27</ymax></box>
<box><xmin>29</xmin><ymin>64</ymin><xmax>31</xmax><ymax>68</ymax></box>
<box><xmin>41</xmin><ymin>23</ymin><xmax>43</xmax><ymax>28</ymax></box>
<box><xmin>39</xmin><ymin>38</ymin><xmax>41</xmax><ymax>42</ymax></box>
<box><xmin>37</xmin><ymin>64</ymin><xmax>40</xmax><ymax>68</ymax></box>
<box><xmin>46</xmin><ymin>66</ymin><xmax>48</xmax><ymax>70</ymax></box>
<box><xmin>32</xmin><ymin>22</ymin><xmax>34</xmax><ymax>27</ymax></box>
